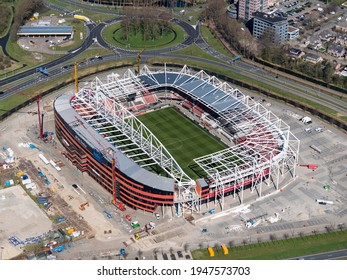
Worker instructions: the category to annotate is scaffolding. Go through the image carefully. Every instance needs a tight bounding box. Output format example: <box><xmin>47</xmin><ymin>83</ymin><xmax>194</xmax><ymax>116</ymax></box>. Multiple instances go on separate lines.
<box><xmin>70</xmin><ymin>65</ymin><xmax>299</xmax><ymax>216</ymax></box>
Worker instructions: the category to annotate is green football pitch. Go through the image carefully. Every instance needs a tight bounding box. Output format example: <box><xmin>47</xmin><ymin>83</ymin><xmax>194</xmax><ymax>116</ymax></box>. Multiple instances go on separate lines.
<box><xmin>137</xmin><ymin>107</ymin><xmax>227</xmax><ymax>179</ymax></box>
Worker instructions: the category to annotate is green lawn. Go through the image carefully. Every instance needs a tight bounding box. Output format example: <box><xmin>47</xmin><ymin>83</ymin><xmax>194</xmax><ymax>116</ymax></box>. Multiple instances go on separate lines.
<box><xmin>200</xmin><ymin>25</ymin><xmax>234</xmax><ymax>58</ymax></box>
<box><xmin>137</xmin><ymin>107</ymin><xmax>226</xmax><ymax>179</ymax></box>
<box><xmin>103</xmin><ymin>22</ymin><xmax>186</xmax><ymax>50</ymax></box>
<box><xmin>192</xmin><ymin>230</ymin><xmax>347</xmax><ymax>260</ymax></box>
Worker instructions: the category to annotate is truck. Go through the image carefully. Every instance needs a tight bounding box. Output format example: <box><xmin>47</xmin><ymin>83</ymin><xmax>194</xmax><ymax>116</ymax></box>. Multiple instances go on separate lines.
<box><xmin>73</xmin><ymin>14</ymin><xmax>90</xmax><ymax>22</ymax></box>
<box><xmin>145</xmin><ymin>222</ymin><xmax>155</xmax><ymax>231</ymax></box>
<box><xmin>131</xmin><ymin>221</ymin><xmax>140</xmax><ymax>229</ymax></box>
<box><xmin>55</xmin><ymin>216</ymin><xmax>67</xmax><ymax>223</ymax></box>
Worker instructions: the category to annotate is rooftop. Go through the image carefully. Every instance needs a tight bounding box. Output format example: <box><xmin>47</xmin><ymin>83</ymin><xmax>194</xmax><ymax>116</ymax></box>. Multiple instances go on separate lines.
<box><xmin>253</xmin><ymin>11</ymin><xmax>287</xmax><ymax>23</ymax></box>
<box><xmin>17</xmin><ymin>26</ymin><xmax>73</xmax><ymax>36</ymax></box>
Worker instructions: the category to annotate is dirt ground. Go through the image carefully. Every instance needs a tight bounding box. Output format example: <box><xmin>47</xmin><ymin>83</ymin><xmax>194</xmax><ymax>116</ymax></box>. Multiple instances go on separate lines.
<box><xmin>0</xmin><ymin>185</ymin><xmax>52</xmax><ymax>259</ymax></box>
<box><xmin>1</xmin><ymin>70</ymin><xmax>347</xmax><ymax>260</ymax></box>
<box><xmin>17</xmin><ymin>16</ymin><xmax>78</xmax><ymax>55</ymax></box>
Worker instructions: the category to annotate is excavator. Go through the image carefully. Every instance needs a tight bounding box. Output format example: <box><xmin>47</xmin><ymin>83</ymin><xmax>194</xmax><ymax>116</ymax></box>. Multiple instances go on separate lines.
<box><xmin>79</xmin><ymin>201</ymin><xmax>89</xmax><ymax>211</ymax></box>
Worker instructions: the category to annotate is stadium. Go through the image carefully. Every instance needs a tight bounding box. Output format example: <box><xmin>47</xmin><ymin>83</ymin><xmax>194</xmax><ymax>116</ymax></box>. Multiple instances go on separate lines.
<box><xmin>54</xmin><ymin>65</ymin><xmax>300</xmax><ymax>216</ymax></box>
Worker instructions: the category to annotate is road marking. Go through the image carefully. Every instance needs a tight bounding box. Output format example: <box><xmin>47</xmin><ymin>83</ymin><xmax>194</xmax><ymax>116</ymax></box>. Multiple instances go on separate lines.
<box><xmin>79</xmin><ymin>186</ymin><xmax>87</xmax><ymax>194</ymax></box>
<box><xmin>72</xmin><ymin>188</ymin><xmax>80</xmax><ymax>195</ymax></box>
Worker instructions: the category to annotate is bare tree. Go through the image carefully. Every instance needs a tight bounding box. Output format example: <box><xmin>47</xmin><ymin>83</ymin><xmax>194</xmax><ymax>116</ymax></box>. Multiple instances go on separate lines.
<box><xmin>337</xmin><ymin>223</ymin><xmax>345</xmax><ymax>231</ymax></box>
<box><xmin>325</xmin><ymin>226</ymin><xmax>333</xmax><ymax>233</ymax></box>
<box><xmin>298</xmin><ymin>231</ymin><xmax>305</xmax><ymax>238</ymax></box>
<box><xmin>283</xmin><ymin>233</ymin><xmax>289</xmax><ymax>240</ymax></box>
<box><xmin>242</xmin><ymin>239</ymin><xmax>248</xmax><ymax>246</ymax></box>
<box><xmin>228</xmin><ymin>240</ymin><xmax>235</xmax><ymax>248</ymax></box>
<box><xmin>257</xmin><ymin>237</ymin><xmax>262</xmax><ymax>243</ymax></box>
<box><xmin>269</xmin><ymin>234</ymin><xmax>277</xmax><ymax>242</ymax></box>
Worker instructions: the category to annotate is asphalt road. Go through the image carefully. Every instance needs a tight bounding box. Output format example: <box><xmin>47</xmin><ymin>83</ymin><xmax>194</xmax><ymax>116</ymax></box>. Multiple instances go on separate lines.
<box><xmin>1</xmin><ymin>0</ymin><xmax>346</xmax><ymax>116</ymax></box>
<box><xmin>291</xmin><ymin>248</ymin><xmax>347</xmax><ymax>260</ymax></box>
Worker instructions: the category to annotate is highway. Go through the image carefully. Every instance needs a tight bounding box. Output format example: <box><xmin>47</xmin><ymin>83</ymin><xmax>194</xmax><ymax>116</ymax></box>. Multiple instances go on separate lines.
<box><xmin>1</xmin><ymin>0</ymin><xmax>346</xmax><ymax>117</ymax></box>
<box><xmin>291</xmin><ymin>249</ymin><xmax>347</xmax><ymax>260</ymax></box>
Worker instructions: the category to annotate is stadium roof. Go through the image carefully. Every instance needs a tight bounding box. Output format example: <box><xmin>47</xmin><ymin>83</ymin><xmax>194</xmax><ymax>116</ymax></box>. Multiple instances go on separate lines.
<box><xmin>17</xmin><ymin>26</ymin><xmax>73</xmax><ymax>36</ymax></box>
<box><xmin>139</xmin><ymin>72</ymin><xmax>246</xmax><ymax>112</ymax></box>
<box><xmin>54</xmin><ymin>95</ymin><xmax>175</xmax><ymax>192</ymax></box>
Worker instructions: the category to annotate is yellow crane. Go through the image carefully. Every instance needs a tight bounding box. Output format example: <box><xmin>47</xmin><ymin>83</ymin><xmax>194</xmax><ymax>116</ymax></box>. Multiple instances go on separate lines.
<box><xmin>137</xmin><ymin>49</ymin><xmax>145</xmax><ymax>75</ymax></box>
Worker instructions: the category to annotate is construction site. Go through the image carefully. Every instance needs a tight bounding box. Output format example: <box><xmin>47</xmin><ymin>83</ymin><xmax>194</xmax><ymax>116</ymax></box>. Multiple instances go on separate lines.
<box><xmin>0</xmin><ymin>66</ymin><xmax>347</xmax><ymax>260</ymax></box>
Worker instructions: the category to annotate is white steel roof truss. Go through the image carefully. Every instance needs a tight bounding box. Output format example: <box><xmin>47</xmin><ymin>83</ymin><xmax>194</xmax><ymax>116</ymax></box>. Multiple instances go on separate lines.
<box><xmin>76</xmin><ymin>83</ymin><xmax>192</xmax><ymax>185</ymax></box>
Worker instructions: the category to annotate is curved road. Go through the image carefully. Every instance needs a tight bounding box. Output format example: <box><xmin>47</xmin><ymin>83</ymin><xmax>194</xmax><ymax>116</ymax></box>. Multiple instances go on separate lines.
<box><xmin>1</xmin><ymin>0</ymin><xmax>346</xmax><ymax>116</ymax></box>
<box><xmin>291</xmin><ymin>248</ymin><xmax>347</xmax><ymax>260</ymax></box>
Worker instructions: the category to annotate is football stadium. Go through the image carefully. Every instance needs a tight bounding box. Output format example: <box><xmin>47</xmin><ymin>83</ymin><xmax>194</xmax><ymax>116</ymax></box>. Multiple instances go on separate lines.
<box><xmin>54</xmin><ymin>65</ymin><xmax>300</xmax><ymax>216</ymax></box>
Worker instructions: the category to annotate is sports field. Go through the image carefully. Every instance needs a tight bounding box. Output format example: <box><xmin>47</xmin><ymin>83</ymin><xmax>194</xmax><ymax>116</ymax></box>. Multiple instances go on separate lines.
<box><xmin>137</xmin><ymin>107</ymin><xmax>226</xmax><ymax>179</ymax></box>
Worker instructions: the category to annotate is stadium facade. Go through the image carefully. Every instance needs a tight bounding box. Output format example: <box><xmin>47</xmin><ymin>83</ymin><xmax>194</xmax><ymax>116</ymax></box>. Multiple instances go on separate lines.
<box><xmin>54</xmin><ymin>65</ymin><xmax>300</xmax><ymax>216</ymax></box>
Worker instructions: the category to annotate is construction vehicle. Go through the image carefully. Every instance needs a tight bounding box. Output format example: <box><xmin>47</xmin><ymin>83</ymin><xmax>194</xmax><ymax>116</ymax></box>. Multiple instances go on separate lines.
<box><xmin>299</xmin><ymin>164</ymin><xmax>318</xmax><ymax>170</ymax></box>
<box><xmin>103</xmin><ymin>210</ymin><xmax>113</xmax><ymax>218</ymax></box>
<box><xmin>79</xmin><ymin>201</ymin><xmax>89</xmax><ymax>211</ymax></box>
<box><xmin>134</xmin><ymin>229</ymin><xmax>149</xmax><ymax>240</ymax></box>
<box><xmin>145</xmin><ymin>221</ymin><xmax>155</xmax><ymax>231</ymax></box>
<box><xmin>115</xmin><ymin>201</ymin><xmax>126</xmax><ymax>211</ymax></box>
<box><xmin>44</xmin><ymin>175</ymin><xmax>50</xmax><ymax>185</ymax></box>
<box><xmin>38</xmin><ymin>167</ymin><xmax>44</xmax><ymax>177</ymax></box>
<box><xmin>131</xmin><ymin>221</ymin><xmax>140</xmax><ymax>229</ymax></box>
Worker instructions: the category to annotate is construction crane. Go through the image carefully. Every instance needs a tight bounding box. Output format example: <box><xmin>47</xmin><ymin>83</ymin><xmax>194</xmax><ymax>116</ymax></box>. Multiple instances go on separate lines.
<box><xmin>0</xmin><ymin>84</ymin><xmax>44</xmax><ymax>137</ymax></box>
<box><xmin>74</xmin><ymin>62</ymin><xmax>79</xmax><ymax>94</ymax></box>
<box><xmin>137</xmin><ymin>49</ymin><xmax>145</xmax><ymax>75</ymax></box>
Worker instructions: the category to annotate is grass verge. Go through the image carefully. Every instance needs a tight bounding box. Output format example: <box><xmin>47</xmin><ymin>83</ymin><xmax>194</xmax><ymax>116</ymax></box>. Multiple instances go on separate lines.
<box><xmin>200</xmin><ymin>25</ymin><xmax>233</xmax><ymax>58</ymax></box>
<box><xmin>192</xmin><ymin>230</ymin><xmax>347</xmax><ymax>260</ymax></box>
<box><xmin>0</xmin><ymin>58</ymin><xmax>136</xmax><ymax>116</ymax></box>
<box><xmin>46</xmin><ymin>0</ymin><xmax>117</xmax><ymax>22</ymax></box>
<box><xmin>172</xmin><ymin>44</ymin><xmax>226</xmax><ymax>64</ymax></box>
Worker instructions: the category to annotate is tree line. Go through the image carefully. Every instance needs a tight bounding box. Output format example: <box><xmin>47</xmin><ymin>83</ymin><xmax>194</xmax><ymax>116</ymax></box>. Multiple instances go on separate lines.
<box><xmin>10</xmin><ymin>0</ymin><xmax>44</xmax><ymax>41</ymax></box>
<box><xmin>121</xmin><ymin>6</ymin><xmax>172</xmax><ymax>41</ymax></box>
<box><xmin>202</xmin><ymin>0</ymin><xmax>347</xmax><ymax>87</ymax></box>
<box><xmin>0</xmin><ymin>54</ymin><xmax>12</xmax><ymax>70</ymax></box>
<box><xmin>0</xmin><ymin>4</ymin><xmax>12</xmax><ymax>37</ymax></box>
<box><xmin>201</xmin><ymin>0</ymin><xmax>257</xmax><ymax>59</ymax></box>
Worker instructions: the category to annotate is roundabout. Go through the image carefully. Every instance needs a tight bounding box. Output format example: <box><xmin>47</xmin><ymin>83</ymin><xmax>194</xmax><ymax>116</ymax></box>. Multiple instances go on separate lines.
<box><xmin>102</xmin><ymin>21</ymin><xmax>186</xmax><ymax>50</ymax></box>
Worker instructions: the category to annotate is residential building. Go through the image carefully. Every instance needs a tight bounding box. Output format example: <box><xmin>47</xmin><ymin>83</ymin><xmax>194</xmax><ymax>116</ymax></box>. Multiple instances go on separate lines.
<box><xmin>289</xmin><ymin>48</ymin><xmax>304</xmax><ymax>59</ymax></box>
<box><xmin>335</xmin><ymin>21</ymin><xmax>347</xmax><ymax>33</ymax></box>
<box><xmin>287</xmin><ymin>26</ymin><xmax>300</xmax><ymax>40</ymax></box>
<box><xmin>227</xmin><ymin>4</ymin><xmax>238</xmax><ymax>19</ymax></box>
<box><xmin>335</xmin><ymin>34</ymin><xmax>347</xmax><ymax>46</ymax></box>
<box><xmin>252</xmin><ymin>12</ymin><xmax>288</xmax><ymax>44</ymax></box>
<box><xmin>327</xmin><ymin>43</ymin><xmax>345</xmax><ymax>58</ymax></box>
<box><xmin>238</xmin><ymin>0</ymin><xmax>268</xmax><ymax>21</ymax></box>
<box><xmin>303</xmin><ymin>53</ymin><xmax>323</xmax><ymax>64</ymax></box>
